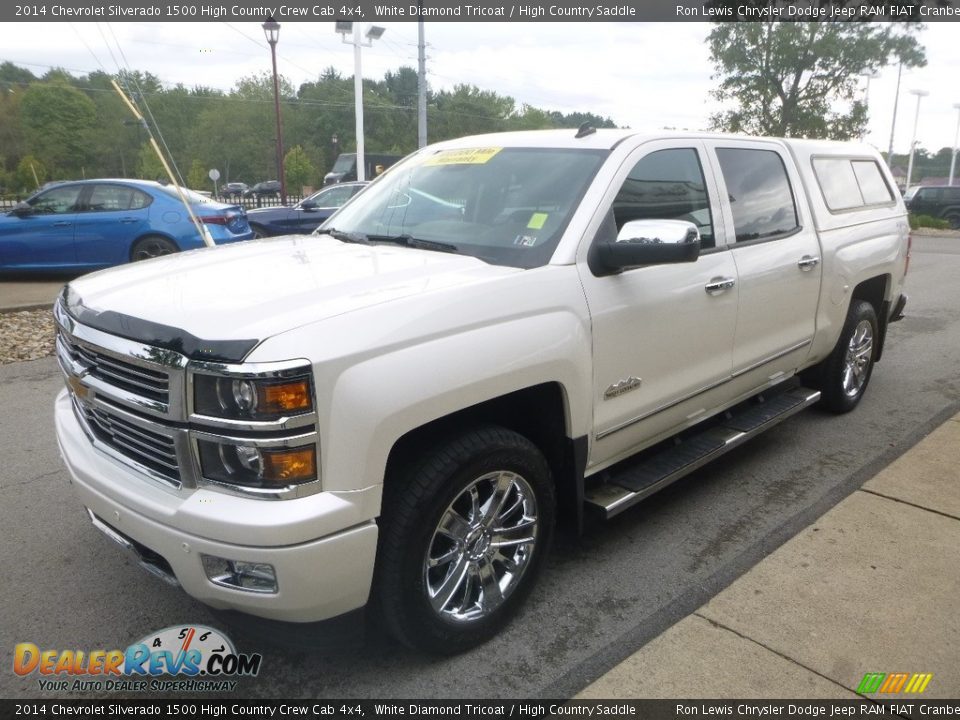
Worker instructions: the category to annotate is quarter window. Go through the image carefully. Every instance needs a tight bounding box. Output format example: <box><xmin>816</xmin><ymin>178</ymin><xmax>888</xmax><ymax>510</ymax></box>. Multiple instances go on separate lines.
<box><xmin>716</xmin><ymin>148</ymin><xmax>799</xmax><ymax>242</ymax></box>
<box><xmin>612</xmin><ymin>148</ymin><xmax>715</xmax><ymax>248</ymax></box>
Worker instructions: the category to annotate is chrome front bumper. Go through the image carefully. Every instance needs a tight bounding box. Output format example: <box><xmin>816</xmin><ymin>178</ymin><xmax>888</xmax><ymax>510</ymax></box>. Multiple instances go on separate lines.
<box><xmin>55</xmin><ymin>390</ymin><xmax>379</xmax><ymax>623</ymax></box>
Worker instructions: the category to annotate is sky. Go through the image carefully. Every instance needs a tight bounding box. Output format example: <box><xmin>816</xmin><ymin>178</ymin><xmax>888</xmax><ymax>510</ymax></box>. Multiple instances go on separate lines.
<box><xmin>4</xmin><ymin>21</ymin><xmax>960</xmax><ymax>156</ymax></box>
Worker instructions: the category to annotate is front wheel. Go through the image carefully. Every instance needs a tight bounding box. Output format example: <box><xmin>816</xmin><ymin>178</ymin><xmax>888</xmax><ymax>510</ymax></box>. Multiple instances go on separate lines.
<box><xmin>250</xmin><ymin>224</ymin><xmax>269</xmax><ymax>239</ymax></box>
<box><xmin>816</xmin><ymin>299</ymin><xmax>878</xmax><ymax>414</ymax></box>
<box><xmin>373</xmin><ymin>426</ymin><xmax>555</xmax><ymax>654</ymax></box>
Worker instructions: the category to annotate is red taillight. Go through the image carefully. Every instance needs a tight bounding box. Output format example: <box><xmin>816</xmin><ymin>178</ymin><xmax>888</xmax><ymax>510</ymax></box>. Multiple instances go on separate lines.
<box><xmin>200</xmin><ymin>215</ymin><xmax>227</xmax><ymax>226</ymax></box>
<box><xmin>905</xmin><ymin>232</ymin><xmax>912</xmax><ymax>276</ymax></box>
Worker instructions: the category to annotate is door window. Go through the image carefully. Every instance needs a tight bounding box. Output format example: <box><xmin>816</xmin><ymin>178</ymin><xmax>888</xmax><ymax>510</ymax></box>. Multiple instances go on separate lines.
<box><xmin>312</xmin><ymin>185</ymin><xmax>354</xmax><ymax>208</ymax></box>
<box><xmin>611</xmin><ymin>148</ymin><xmax>715</xmax><ymax>248</ymax></box>
<box><xmin>716</xmin><ymin>148</ymin><xmax>799</xmax><ymax>242</ymax></box>
<box><xmin>28</xmin><ymin>186</ymin><xmax>82</xmax><ymax>214</ymax></box>
<box><xmin>86</xmin><ymin>185</ymin><xmax>152</xmax><ymax>212</ymax></box>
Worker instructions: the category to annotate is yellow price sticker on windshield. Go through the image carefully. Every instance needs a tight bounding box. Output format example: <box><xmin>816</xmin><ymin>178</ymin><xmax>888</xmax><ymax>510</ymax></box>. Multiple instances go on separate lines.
<box><xmin>527</xmin><ymin>213</ymin><xmax>548</xmax><ymax>230</ymax></box>
<box><xmin>424</xmin><ymin>148</ymin><xmax>502</xmax><ymax>166</ymax></box>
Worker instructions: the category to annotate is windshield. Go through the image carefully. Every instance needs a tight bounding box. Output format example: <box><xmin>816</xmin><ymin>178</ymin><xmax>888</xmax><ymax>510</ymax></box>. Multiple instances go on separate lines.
<box><xmin>321</xmin><ymin>146</ymin><xmax>607</xmax><ymax>269</ymax></box>
<box><xmin>331</xmin><ymin>154</ymin><xmax>356</xmax><ymax>173</ymax></box>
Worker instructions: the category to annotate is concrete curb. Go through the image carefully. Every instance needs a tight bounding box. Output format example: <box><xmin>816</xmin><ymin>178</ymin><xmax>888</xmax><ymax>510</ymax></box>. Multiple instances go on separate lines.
<box><xmin>577</xmin><ymin>411</ymin><xmax>960</xmax><ymax>700</ymax></box>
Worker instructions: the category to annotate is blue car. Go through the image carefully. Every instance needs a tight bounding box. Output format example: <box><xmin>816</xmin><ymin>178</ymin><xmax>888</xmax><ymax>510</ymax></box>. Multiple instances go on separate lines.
<box><xmin>0</xmin><ymin>179</ymin><xmax>254</xmax><ymax>272</ymax></box>
<box><xmin>246</xmin><ymin>182</ymin><xmax>367</xmax><ymax>238</ymax></box>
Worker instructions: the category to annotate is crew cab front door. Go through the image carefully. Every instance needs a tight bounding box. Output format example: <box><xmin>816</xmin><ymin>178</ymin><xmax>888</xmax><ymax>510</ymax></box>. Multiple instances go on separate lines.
<box><xmin>578</xmin><ymin>142</ymin><xmax>739</xmax><ymax>468</ymax></box>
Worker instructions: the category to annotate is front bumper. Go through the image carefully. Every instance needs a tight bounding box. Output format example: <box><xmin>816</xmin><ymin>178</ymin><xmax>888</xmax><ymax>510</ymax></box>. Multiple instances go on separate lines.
<box><xmin>55</xmin><ymin>390</ymin><xmax>379</xmax><ymax>623</ymax></box>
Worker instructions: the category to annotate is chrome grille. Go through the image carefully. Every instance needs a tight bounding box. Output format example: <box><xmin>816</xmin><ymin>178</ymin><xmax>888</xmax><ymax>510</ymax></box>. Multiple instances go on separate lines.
<box><xmin>75</xmin><ymin>400</ymin><xmax>181</xmax><ymax>484</ymax></box>
<box><xmin>59</xmin><ymin>330</ymin><xmax>169</xmax><ymax>403</ymax></box>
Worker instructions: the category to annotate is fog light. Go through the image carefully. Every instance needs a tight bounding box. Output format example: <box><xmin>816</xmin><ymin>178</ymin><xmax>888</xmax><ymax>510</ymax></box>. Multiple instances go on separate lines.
<box><xmin>201</xmin><ymin>555</ymin><xmax>278</xmax><ymax>594</ymax></box>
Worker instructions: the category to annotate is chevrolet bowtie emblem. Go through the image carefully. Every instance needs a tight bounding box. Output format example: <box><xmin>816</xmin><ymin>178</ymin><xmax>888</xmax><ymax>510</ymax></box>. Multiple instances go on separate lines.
<box><xmin>67</xmin><ymin>373</ymin><xmax>89</xmax><ymax>401</ymax></box>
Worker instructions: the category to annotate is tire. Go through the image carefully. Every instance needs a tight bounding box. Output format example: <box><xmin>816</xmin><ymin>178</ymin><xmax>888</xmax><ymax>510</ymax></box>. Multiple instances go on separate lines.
<box><xmin>373</xmin><ymin>425</ymin><xmax>555</xmax><ymax>654</ymax></box>
<box><xmin>945</xmin><ymin>212</ymin><xmax>960</xmax><ymax>230</ymax></box>
<box><xmin>130</xmin><ymin>235</ymin><xmax>179</xmax><ymax>262</ymax></box>
<box><xmin>250</xmin><ymin>224</ymin><xmax>269</xmax><ymax>239</ymax></box>
<box><xmin>815</xmin><ymin>299</ymin><xmax>878</xmax><ymax>414</ymax></box>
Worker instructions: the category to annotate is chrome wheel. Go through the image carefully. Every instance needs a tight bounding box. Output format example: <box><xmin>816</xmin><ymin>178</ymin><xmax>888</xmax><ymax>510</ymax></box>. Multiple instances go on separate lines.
<box><xmin>841</xmin><ymin>319</ymin><xmax>874</xmax><ymax>398</ymax></box>
<box><xmin>424</xmin><ymin>470</ymin><xmax>538</xmax><ymax>623</ymax></box>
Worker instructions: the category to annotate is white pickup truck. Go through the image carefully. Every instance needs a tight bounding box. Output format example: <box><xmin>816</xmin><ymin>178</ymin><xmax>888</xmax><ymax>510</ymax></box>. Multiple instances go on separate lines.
<box><xmin>54</xmin><ymin>129</ymin><xmax>909</xmax><ymax>654</ymax></box>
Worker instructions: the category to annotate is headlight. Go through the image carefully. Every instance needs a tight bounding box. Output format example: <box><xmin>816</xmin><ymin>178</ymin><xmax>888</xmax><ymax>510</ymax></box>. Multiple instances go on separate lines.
<box><xmin>197</xmin><ymin>440</ymin><xmax>317</xmax><ymax>488</ymax></box>
<box><xmin>194</xmin><ymin>373</ymin><xmax>313</xmax><ymax>421</ymax></box>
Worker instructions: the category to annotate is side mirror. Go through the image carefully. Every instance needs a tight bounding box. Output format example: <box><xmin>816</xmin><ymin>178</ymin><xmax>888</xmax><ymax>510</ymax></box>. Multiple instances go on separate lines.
<box><xmin>11</xmin><ymin>202</ymin><xmax>35</xmax><ymax>217</ymax></box>
<box><xmin>300</xmin><ymin>200</ymin><xmax>318</xmax><ymax>211</ymax></box>
<box><xmin>590</xmin><ymin>219</ymin><xmax>700</xmax><ymax>275</ymax></box>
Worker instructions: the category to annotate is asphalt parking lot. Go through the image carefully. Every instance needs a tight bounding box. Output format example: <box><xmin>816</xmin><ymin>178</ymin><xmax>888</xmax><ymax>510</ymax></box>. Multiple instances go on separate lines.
<box><xmin>1</xmin><ymin>235</ymin><xmax>959</xmax><ymax>699</ymax></box>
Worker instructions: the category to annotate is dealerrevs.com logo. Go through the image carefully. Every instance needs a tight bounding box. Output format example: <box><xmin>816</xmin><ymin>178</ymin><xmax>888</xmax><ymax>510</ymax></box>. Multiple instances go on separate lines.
<box><xmin>13</xmin><ymin>625</ymin><xmax>262</xmax><ymax>693</ymax></box>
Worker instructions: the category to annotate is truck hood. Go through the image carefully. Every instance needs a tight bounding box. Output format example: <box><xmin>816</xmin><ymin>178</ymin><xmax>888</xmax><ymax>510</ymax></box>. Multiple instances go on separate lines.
<box><xmin>64</xmin><ymin>235</ymin><xmax>517</xmax><ymax>361</ymax></box>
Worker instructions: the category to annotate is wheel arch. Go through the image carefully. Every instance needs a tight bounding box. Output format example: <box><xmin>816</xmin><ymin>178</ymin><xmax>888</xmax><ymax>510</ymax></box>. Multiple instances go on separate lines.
<box><xmin>851</xmin><ymin>274</ymin><xmax>891</xmax><ymax>362</ymax></box>
<box><xmin>128</xmin><ymin>233</ymin><xmax>181</xmax><ymax>262</ymax></box>
<box><xmin>383</xmin><ymin>382</ymin><xmax>587</xmax><ymax>531</ymax></box>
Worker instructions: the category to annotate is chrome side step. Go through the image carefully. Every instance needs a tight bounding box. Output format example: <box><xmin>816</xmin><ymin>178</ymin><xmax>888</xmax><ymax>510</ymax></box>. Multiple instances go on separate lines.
<box><xmin>584</xmin><ymin>387</ymin><xmax>821</xmax><ymax>520</ymax></box>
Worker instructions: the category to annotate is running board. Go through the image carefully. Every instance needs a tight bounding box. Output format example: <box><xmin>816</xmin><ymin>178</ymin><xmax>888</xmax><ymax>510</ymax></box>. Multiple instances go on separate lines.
<box><xmin>584</xmin><ymin>387</ymin><xmax>821</xmax><ymax>520</ymax></box>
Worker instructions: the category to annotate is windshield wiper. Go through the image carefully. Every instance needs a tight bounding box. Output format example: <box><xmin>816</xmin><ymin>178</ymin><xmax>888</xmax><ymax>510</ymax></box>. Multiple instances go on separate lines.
<box><xmin>323</xmin><ymin>228</ymin><xmax>372</xmax><ymax>245</ymax></box>
<box><xmin>368</xmin><ymin>234</ymin><xmax>458</xmax><ymax>253</ymax></box>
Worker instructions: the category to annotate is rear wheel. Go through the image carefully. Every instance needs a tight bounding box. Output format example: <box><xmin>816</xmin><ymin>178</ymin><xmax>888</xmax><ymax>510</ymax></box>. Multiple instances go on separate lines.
<box><xmin>374</xmin><ymin>426</ymin><xmax>555</xmax><ymax>654</ymax></box>
<box><xmin>815</xmin><ymin>299</ymin><xmax>878</xmax><ymax>414</ymax></box>
<box><xmin>944</xmin><ymin>211</ymin><xmax>960</xmax><ymax>230</ymax></box>
<box><xmin>130</xmin><ymin>235</ymin><xmax>178</xmax><ymax>262</ymax></box>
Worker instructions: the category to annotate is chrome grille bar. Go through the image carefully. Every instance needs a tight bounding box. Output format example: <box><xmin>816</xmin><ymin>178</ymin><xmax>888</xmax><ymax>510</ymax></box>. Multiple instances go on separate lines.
<box><xmin>73</xmin><ymin>399</ymin><xmax>183</xmax><ymax>486</ymax></box>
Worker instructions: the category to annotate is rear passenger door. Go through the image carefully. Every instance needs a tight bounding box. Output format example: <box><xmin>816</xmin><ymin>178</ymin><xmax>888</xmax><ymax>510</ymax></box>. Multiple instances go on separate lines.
<box><xmin>705</xmin><ymin>141</ymin><xmax>822</xmax><ymax>384</ymax></box>
<box><xmin>74</xmin><ymin>183</ymin><xmax>152</xmax><ymax>267</ymax></box>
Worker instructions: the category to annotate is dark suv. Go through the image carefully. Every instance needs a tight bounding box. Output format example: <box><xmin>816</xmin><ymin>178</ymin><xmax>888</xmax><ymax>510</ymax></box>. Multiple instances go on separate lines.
<box><xmin>245</xmin><ymin>180</ymin><xmax>281</xmax><ymax>197</ymax></box>
<box><xmin>904</xmin><ymin>185</ymin><xmax>960</xmax><ymax>228</ymax></box>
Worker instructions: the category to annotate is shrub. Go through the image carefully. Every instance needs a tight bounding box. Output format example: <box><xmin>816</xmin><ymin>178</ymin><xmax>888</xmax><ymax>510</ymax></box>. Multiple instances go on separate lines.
<box><xmin>908</xmin><ymin>214</ymin><xmax>951</xmax><ymax>231</ymax></box>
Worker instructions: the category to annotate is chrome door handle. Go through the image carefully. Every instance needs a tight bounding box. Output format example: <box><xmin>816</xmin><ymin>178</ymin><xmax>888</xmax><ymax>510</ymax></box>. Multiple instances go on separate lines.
<box><xmin>53</xmin><ymin>221</ymin><xmax>72</xmax><ymax>227</ymax></box>
<box><xmin>798</xmin><ymin>255</ymin><xmax>820</xmax><ymax>271</ymax></box>
<box><xmin>704</xmin><ymin>277</ymin><xmax>736</xmax><ymax>295</ymax></box>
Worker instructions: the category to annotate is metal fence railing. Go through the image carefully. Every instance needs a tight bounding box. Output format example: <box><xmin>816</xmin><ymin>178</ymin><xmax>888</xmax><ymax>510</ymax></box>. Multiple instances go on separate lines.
<box><xmin>0</xmin><ymin>194</ymin><xmax>303</xmax><ymax>212</ymax></box>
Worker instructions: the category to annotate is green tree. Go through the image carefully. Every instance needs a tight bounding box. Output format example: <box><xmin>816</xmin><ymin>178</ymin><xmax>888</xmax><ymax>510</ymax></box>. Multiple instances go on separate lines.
<box><xmin>15</xmin><ymin>154</ymin><xmax>47</xmax><ymax>192</ymax></box>
<box><xmin>284</xmin><ymin>145</ymin><xmax>316</xmax><ymax>192</ymax></box>
<box><xmin>20</xmin><ymin>82</ymin><xmax>97</xmax><ymax>176</ymax></box>
<box><xmin>707</xmin><ymin>21</ymin><xmax>925</xmax><ymax>139</ymax></box>
<box><xmin>137</xmin><ymin>143</ymin><xmax>166</xmax><ymax>181</ymax></box>
<box><xmin>187</xmin><ymin>158</ymin><xmax>208</xmax><ymax>190</ymax></box>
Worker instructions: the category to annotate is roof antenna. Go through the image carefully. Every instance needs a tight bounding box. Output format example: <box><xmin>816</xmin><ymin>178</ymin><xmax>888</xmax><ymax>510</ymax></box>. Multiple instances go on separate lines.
<box><xmin>575</xmin><ymin>122</ymin><xmax>596</xmax><ymax>139</ymax></box>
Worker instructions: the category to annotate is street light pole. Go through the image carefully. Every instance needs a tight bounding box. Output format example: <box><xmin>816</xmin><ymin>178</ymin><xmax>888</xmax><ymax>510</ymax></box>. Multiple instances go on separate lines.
<box><xmin>886</xmin><ymin>62</ymin><xmax>903</xmax><ymax>165</ymax></box>
<box><xmin>859</xmin><ymin>71</ymin><xmax>880</xmax><ymax>141</ymax></box>
<box><xmin>949</xmin><ymin>103</ymin><xmax>960</xmax><ymax>187</ymax></box>
<box><xmin>337</xmin><ymin>23</ymin><xmax>386</xmax><ymax>183</ymax></box>
<box><xmin>905</xmin><ymin>89</ymin><xmax>928</xmax><ymax>192</ymax></box>
<box><xmin>353</xmin><ymin>23</ymin><xmax>365</xmax><ymax>182</ymax></box>
<box><xmin>263</xmin><ymin>16</ymin><xmax>286</xmax><ymax>205</ymax></box>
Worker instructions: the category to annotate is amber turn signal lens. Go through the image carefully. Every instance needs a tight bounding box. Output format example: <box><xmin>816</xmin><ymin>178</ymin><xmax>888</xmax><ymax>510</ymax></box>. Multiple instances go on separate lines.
<box><xmin>260</xmin><ymin>380</ymin><xmax>312</xmax><ymax>414</ymax></box>
<box><xmin>262</xmin><ymin>446</ymin><xmax>317</xmax><ymax>484</ymax></box>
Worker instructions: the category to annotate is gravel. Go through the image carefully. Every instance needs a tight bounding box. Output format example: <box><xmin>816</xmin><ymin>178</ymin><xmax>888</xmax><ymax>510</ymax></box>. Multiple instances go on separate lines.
<box><xmin>0</xmin><ymin>308</ymin><xmax>56</xmax><ymax>364</ymax></box>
